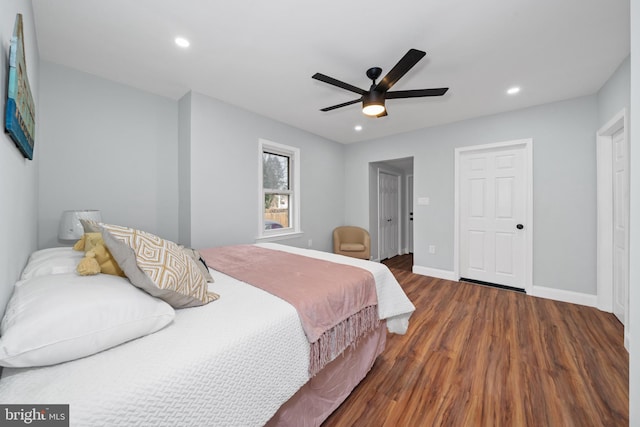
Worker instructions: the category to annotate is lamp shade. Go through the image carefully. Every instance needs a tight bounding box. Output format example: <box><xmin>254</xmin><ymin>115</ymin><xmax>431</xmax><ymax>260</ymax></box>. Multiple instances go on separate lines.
<box><xmin>58</xmin><ymin>210</ymin><xmax>102</xmax><ymax>240</ymax></box>
<box><xmin>362</xmin><ymin>91</ymin><xmax>386</xmax><ymax>116</ymax></box>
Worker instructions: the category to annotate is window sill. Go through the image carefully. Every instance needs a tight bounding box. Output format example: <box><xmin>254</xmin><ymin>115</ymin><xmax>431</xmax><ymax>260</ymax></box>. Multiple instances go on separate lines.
<box><xmin>255</xmin><ymin>230</ymin><xmax>304</xmax><ymax>243</ymax></box>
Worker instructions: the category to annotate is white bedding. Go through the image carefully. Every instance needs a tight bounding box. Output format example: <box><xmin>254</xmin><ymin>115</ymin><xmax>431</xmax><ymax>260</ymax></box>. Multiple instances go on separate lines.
<box><xmin>0</xmin><ymin>244</ymin><xmax>414</xmax><ymax>426</ymax></box>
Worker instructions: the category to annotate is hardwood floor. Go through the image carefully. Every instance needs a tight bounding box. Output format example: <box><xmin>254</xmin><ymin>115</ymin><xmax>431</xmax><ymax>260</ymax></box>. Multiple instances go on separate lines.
<box><xmin>322</xmin><ymin>254</ymin><xmax>629</xmax><ymax>426</ymax></box>
<box><xmin>382</xmin><ymin>253</ymin><xmax>414</xmax><ymax>272</ymax></box>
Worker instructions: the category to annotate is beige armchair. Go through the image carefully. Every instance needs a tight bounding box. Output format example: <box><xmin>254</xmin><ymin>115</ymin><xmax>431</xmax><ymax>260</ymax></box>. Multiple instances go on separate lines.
<box><xmin>333</xmin><ymin>226</ymin><xmax>371</xmax><ymax>260</ymax></box>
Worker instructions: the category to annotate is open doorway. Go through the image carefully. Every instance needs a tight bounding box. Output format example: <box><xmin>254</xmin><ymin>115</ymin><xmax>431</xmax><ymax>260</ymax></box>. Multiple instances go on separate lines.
<box><xmin>368</xmin><ymin>157</ymin><xmax>414</xmax><ymax>267</ymax></box>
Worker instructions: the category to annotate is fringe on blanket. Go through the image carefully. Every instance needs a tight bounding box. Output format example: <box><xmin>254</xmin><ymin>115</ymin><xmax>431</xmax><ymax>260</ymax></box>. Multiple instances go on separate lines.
<box><xmin>308</xmin><ymin>305</ymin><xmax>381</xmax><ymax>377</ymax></box>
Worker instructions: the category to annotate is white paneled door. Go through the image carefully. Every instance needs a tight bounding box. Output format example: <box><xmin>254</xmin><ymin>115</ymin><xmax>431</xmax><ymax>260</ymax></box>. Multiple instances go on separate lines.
<box><xmin>612</xmin><ymin>128</ymin><xmax>629</xmax><ymax>325</ymax></box>
<box><xmin>379</xmin><ymin>171</ymin><xmax>400</xmax><ymax>260</ymax></box>
<box><xmin>459</xmin><ymin>144</ymin><xmax>528</xmax><ymax>289</ymax></box>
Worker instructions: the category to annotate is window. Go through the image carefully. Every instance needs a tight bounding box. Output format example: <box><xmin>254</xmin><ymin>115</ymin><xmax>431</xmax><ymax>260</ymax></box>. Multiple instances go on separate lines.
<box><xmin>258</xmin><ymin>139</ymin><xmax>301</xmax><ymax>239</ymax></box>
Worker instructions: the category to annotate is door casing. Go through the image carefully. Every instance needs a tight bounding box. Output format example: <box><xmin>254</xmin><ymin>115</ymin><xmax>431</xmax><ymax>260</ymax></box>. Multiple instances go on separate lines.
<box><xmin>407</xmin><ymin>174</ymin><xmax>414</xmax><ymax>254</ymax></box>
<box><xmin>596</xmin><ymin>109</ymin><xmax>629</xmax><ymax>347</ymax></box>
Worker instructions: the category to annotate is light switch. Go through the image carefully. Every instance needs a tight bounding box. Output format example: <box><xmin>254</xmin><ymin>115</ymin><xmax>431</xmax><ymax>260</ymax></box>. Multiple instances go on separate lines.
<box><xmin>417</xmin><ymin>197</ymin><xmax>430</xmax><ymax>206</ymax></box>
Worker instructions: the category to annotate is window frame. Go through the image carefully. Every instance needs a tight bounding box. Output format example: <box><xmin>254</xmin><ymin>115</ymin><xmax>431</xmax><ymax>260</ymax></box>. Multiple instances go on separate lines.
<box><xmin>257</xmin><ymin>138</ymin><xmax>301</xmax><ymax>241</ymax></box>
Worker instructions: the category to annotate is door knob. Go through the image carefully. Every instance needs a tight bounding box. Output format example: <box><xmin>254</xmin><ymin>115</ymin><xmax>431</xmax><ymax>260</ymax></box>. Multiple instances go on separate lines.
<box><xmin>516</xmin><ymin>224</ymin><xmax>524</xmax><ymax>230</ymax></box>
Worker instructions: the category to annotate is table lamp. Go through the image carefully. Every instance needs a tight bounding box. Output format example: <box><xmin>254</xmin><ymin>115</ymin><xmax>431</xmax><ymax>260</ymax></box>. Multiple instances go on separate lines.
<box><xmin>58</xmin><ymin>210</ymin><xmax>102</xmax><ymax>241</ymax></box>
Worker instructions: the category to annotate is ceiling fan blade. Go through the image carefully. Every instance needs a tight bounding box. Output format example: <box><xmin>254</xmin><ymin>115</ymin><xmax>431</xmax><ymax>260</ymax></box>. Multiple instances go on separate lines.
<box><xmin>320</xmin><ymin>98</ymin><xmax>362</xmax><ymax>112</ymax></box>
<box><xmin>386</xmin><ymin>88</ymin><xmax>449</xmax><ymax>99</ymax></box>
<box><xmin>312</xmin><ymin>73</ymin><xmax>367</xmax><ymax>95</ymax></box>
<box><xmin>375</xmin><ymin>49</ymin><xmax>426</xmax><ymax>93</ymax></box>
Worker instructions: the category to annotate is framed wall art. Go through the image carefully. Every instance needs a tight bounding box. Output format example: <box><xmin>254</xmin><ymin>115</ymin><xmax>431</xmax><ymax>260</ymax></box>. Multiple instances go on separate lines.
<box><xmin>5</xmin><ymin>13</ymin><xmax>35</xmax><ymax>160</ymax></box>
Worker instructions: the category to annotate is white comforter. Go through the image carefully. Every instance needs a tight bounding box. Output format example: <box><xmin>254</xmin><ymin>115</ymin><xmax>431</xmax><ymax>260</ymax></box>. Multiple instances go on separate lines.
<box><xmin>0</xmin><ymin>244</ymin><xmax>414</xmax><ymax>426</ymax></box>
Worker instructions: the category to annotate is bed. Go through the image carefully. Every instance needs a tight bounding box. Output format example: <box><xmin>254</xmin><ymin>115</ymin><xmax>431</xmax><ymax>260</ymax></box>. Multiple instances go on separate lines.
<box><xmin>0</xmin><ymin>225</ymin><xmax>414</xmax><ymax>427</ymax></box>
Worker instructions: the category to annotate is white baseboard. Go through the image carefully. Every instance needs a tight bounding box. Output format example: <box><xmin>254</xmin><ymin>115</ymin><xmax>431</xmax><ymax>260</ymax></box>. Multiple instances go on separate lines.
<box><xmin>530</xmin><ymin>285</ymin><xmax>597</xmax><ymax>308</ymax></box>
<box><xmin>625</xmin><ymin>330</ymin><xmax>630</xmax><ymax>352</ymax></box>
<box><xmin>412</xmin><ymin>265</ymin><xmax>458</xmax><ymax>281</ymax></box>
<box><xmin>411</xmin><ymin>267</ymin><xmax>627</xmax><ymax>353</ymax></box>
<box><xmin>411</xmin><ymin>266</ymin><xmax>599</xmax><ymax>309</ymax></box>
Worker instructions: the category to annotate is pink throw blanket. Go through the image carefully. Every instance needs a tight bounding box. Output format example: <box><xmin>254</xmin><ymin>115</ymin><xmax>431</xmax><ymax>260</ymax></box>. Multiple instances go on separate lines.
<box><xmin>200</xmin><ymin>245</ymin><xmax>379</xmax><ymax>376</ymax></box>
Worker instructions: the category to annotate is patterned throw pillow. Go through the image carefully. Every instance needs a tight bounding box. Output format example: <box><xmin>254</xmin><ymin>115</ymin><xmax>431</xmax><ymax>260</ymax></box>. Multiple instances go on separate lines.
<box><xmin>98</xmin><ymin>223</ymin><xmax>219</xmax><ymax>308</ymax></box>
<box><xmin>181</xmin><ymin>247</ymin><xmax>215</xmax><ymax>283</ymax></box>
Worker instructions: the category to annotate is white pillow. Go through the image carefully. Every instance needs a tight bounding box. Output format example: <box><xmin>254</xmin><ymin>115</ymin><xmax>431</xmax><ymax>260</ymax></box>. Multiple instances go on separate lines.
<box><xmin>21</xmin><ymin>247</ymin><xmax>84</xmax><ymax>280</ymax></box>
<box><xmin>0</xmin><ymin>273</ymin><xmax>175</xmax><ymax>368</ymax></box>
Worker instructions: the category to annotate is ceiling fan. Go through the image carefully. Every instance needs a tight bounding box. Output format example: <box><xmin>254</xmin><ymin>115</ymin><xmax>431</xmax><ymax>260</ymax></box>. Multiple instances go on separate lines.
<box><xmin>312</xmin><ymin>48</ymin><xmax>448</xmax><ymax>118</ymax></box>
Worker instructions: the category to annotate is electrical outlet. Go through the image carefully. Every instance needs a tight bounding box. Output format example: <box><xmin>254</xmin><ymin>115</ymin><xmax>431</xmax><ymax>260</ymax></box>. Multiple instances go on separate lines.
<box><xmin>428</xmin><ymin>245</ymin><xmax>436</xmax><ymax>254</ymax></box>
<box><xmin>308</xmin><ymin>239</ymin><xmax>313</xmax><ymax>248</ymax></box>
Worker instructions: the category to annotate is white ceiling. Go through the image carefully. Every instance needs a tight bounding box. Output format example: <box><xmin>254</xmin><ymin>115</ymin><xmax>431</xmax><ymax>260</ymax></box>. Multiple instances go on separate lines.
<box><xmin>31</xmin><ymin>0</ymin><xmax>630</xmax><ymax>144</ymax></box>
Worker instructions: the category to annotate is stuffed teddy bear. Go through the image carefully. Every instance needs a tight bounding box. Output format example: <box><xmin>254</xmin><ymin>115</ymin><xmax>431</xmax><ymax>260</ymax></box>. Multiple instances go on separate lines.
<box><xmin>76</xmin><ymin>250</ymin><xmax>101</xmax><ymax>275</ymax></box>
<box><xmin>73</xmin><ymin>234</ymin><xmax>88</xmax><ymax>251</ymax></box>
<box><xmin>74</xmin><ymin>232</ymin><xmax>126</xmax><ymax>277</ymax></box>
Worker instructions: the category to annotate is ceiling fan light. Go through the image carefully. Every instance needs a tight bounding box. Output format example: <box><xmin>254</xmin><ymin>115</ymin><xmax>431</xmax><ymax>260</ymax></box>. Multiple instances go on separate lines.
<box><xmin>363</xmin><ymin>104</ymin><xmax>385</xmax><ymax>116</ymax></box>
<box><xmin>362</xmin><ymin>92</ymin><xmax>386</xmax><ymax>116</ymax></box>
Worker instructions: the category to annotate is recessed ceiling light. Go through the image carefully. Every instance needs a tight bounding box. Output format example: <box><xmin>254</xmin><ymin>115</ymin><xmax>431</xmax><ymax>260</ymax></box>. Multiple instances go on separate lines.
<box><xmin>354</xmin><ymin>125</ymin><xmax>363</xmax><ymax>131</ymax></box>
<box><xmin>175</xmin><ymin>37</ymin><xmax>190</xmax><ymax>48</ymax></box>
<box><xmin>507</xmin><ymin>86</ymin><xmax>521</xmax><ymax>95</ymax></box>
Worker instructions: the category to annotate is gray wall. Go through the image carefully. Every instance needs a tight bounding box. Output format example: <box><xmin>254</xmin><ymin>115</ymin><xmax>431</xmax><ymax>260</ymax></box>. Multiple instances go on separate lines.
<box><xmin>345</xmin><ymin>96</ymin><xmax>599</xmax><ymax>295</ymax></box>
<box><xmin>184</xmin><ymin>92</ymin><xmax>346</xmax><ymax>252</ymax></box>
<box><xmin>38</xmin><ymin>62</ymin><xmax>179</xmax><ymax>247</ymax></box>
<box><xmin>0</xmin><ymin>1</ymin><xmax>39</xmax><ymax>317</ymax></box>
<box><xmin>628</xmin><ymin>0</ymin><xmax>639</xmax><ymax>422</ymax></box>
<box><xmin>597</xmin><ymin>56</ymin><xmax>630</xmax><ymax>126</ymax></box>
<box><xmin>36</xmin><ymin>64</ymin><xmax>346</xmax><ymax>254</ymax></box>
